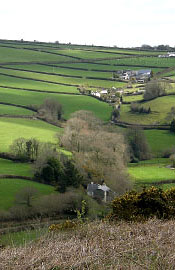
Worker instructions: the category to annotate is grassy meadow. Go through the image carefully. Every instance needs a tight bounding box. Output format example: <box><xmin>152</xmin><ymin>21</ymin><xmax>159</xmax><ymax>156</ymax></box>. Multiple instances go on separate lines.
<box><xmin>0</xmin><ymin>104</ymin><xmax>34</xmax><ymax>115</ymax></box>
<box><xmin>129</xmin><ymin>159</ymin><xmax>175</xmax><ymax>189</ymax></box>
<box><xmin>0</xmin><ymin>158</ymin><xmax>32</xmax><ymax>176</ymax></box>
<box><xmin>0</xmin><ymin>88</ymin><xmax>112</xmax><ymax>120</ymax></box>
<box><xmin>0</xmin><ymin>118</ymin><xmax>60</xmax><ymax>151</ymax></box>
<box><xmin>119</xmin><ymin>95</ymin><xmax>175</xmax><ymax>125</ymax></box>
<box><xmin>144</xmin><ymin>129</ymin><xmax>175</xmax><ymax>156</ymax></box>
<box><xmin>0</xmin><ymin>178</ymin><xmax>54</xmax><ymax>210</ymax></box>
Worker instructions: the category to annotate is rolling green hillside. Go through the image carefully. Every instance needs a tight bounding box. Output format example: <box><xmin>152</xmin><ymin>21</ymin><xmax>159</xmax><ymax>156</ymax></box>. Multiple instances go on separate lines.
<box><xmin>0</xmin><ymin>39</ymin><xmax>175</xmax><ymax>210</ymax></box>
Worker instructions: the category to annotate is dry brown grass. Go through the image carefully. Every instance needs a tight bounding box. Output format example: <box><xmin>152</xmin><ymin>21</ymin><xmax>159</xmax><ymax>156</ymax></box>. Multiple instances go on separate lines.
<box><xmin>1</xmin><ymin>219</ymin><xmax>175</xmax><ymax>269</ymax></box>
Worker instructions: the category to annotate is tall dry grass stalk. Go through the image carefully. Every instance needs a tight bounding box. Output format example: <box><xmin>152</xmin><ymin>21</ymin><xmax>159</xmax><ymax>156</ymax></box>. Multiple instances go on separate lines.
<box><xmin>1</xmin><ymin>219</ymin><xmax>175</xmax><ymax>269</ymax></box>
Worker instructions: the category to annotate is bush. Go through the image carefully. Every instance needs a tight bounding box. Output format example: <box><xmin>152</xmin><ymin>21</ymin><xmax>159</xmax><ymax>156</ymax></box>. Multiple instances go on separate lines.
<box><xmin>126</xmin><ymin>127</ymin><xmax>151</xmax><ymax>161</ymax></box>
<box><xmin>130</xmin><ymin>103</ymin><xmax>151</xmax><ymax>114</ymax></box>
<box><xmin>109</xmin><ymin>187</ymin><xmax>175</xmax><ymax>221</ymax></box>
<box><xmin>143</xmin><ymin>80</ymin><xmax>166</xmax><ymax>101</ymax></box>
<box><xmin>170</xmin><ymin>119</ymin><xmax>175</xmax><ymax>133</ymax></box>
<box><xmin>161</xmin><ymin>146</ymin><xmax>175</xmax><ymax>158</ymax></box>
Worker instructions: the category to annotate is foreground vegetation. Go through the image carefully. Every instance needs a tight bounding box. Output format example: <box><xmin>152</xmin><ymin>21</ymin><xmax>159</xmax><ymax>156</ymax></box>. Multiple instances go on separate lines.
<box><xmin>1</xmin><ymin>219</ymin><xmax>175</xmax><ymax>269</ymax></box>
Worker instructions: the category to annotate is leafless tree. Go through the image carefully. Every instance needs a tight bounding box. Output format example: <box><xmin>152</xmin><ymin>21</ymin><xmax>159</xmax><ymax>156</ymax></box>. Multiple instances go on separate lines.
<box><xmin>15</xmin><ymin>186</ymin><xmax>39</xmax><ymax>207</ymax></box>
<box><xmin>38</xmin><ymin>98</ymin><xmax>63</xmax><ymax>121</ymax></box>
<box><xmin>59</xmin><ymin>110</ymin><xmax>131</xmax><ymax>194</ymax></box>
<box><xmin>143</xmin><ymin>80</ymin><xmax>167</xmax><ymax>100</ymax></box>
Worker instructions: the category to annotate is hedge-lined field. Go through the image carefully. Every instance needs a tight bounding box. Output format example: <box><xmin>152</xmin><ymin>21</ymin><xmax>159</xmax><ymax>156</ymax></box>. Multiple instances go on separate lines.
<box><xmin>144</xmin><ymin>129</ymin><xmax>175</xmax><ymax>155</ymax></box>
<box><xmin>119</xmin><ymin>95</ymin><xmax>175</xmax><ymax>125</ymax></box>
<box><xmin>129</xmin><ymin>160</ymin><xmax>175</xmax><ymax>189</ymax></box>
<box><xmin>0</xmin><ymin>118</ymin><xmax>60</xmax><ymax>151</ymax></box>
<box><xmin>0</xmin><ymin>178</ymin><xmax>54</xmax><ymax>210</ymax></box>
<box><xmin>9</xmin><ymin>64</ymin><xmax>114</xmax><ymax>79</ymax></box>
<box><xmin>0</xmin><ymin>74</ymin><xmax>78</xmax><ymax>93</ymax></box>
<box><xmin>101</xmin><ymin>56</ymin><xmax>175</xmax><ymax>68</ymax></box>
<box><xmin>0</xmin><ymin>104</ymin><xmax>34</xmax><ymax>115</ymax></box>
<box><xmin>0</xmin><ymin>88</ymin><xmax>112</xmax><ymax>120</ymax></box>
<box><xmin>0</xmin><ymin>158</ymin><xmax>32</xmax><ymax>176</ymax></box>
<box><xmin>0</xmin><ymin>47</ymin><xmax>74</xmax><ymax>63</ymax></box>
<box><xmin>0</xmin><ymin>67</ymin><xmax>125</xmax><ymax>88</ymax></box>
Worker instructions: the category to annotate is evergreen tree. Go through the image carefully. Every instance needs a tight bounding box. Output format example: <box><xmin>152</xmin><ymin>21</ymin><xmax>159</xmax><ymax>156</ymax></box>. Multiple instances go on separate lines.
<box><xmin>63</xmin><ymin>160</ymin><xmax>83</xmax><ymax>188</ymax></box>
<box><xmin>170</xmin><ymin>119</ymin><xmax>175</xmax><ymax>133</ymax></box>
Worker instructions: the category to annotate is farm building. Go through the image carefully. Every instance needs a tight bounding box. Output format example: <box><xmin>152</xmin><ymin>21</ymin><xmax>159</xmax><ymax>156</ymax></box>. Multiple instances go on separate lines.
<box><xmin>114</xmin><ymin>69</ymin><xmax>152</xmax><ymax>82</ymax></box>
<box><xmin>87</xmin><ymin>182</ymin><xmax>112</xmax><ymax>202</ymax></box>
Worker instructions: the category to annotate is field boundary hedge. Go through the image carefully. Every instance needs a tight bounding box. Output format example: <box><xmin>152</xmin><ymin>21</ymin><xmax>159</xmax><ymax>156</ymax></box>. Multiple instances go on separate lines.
<box><xmin>0</xmin><ymin>174</ymin><xmax>32</xmax><ymax>180</ymax></box>
<box><xmin>0</xmin><ymin>102</ymin><xmax>37</xmax><ymax>112</ymax></box>
<box><xmin>112</xmin><ymin>120</ymin><xmax>170</xmax><ymax>130</ymax></box>
<box><xmin>0</xmin><ymin>85</ymin><xmax>81</xmax><ymax>95</ymax></box>
<box><xmin>0</xmin><ymin>65</ymin><xmax>83</xmax><ymax>79</ymax></box>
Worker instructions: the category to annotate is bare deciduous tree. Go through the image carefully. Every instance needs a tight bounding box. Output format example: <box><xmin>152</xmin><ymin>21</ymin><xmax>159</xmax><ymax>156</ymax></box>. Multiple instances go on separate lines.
<box><xmin>59</xmin><ymin>110</ymin><xmax>131</xmax><ymax>194</ymax></box>
<box><xmin>38</xmin><ymin>98</ymin><xmax>63</xmax><ymax>121</ymax></box>
<box><xmin>143</xmin><ymin>80</ymin><xmax>170</xmax><ymax>101</ymax></box>
<box><xmin>15</xmin><ymin>186</ymin><xmax>39</xmax><ymax>207</ymax></box>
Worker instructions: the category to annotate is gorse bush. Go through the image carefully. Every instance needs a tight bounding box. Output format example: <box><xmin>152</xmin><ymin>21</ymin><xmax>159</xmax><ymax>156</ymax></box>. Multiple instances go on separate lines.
<box><xmin>109</xmin><ymin>187</ymin><xmax>175</xmax><ymax>221</ymax></box>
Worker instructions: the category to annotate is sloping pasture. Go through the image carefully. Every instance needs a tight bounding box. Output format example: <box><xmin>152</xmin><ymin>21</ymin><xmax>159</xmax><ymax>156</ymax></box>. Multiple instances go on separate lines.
<box><xmin>119</xmin><ymin>95</ymin><xmax>175</xmax><ymax>125</ymax></box>
<box><xmin>0</xmin><ymin>178</ymin><xmax>54</xmax><ymax>210</ymax></box>
<box><xmin>0</xmin><ymin>118</ymin><xmax>61</xmax><ymax>152</ymax></box>
<box><xmin>0</xmin><ymin>88</ymin><xmax>112</xmax><ymax>120</ymax></box>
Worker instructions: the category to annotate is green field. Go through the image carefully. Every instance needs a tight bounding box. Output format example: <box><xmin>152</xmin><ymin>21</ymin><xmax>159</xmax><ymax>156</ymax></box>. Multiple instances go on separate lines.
<box><xmin>0</xmin><ymin>88</ymin><xmax>112</xmax><ymax>120</ymax></box>
<box><xmin>0</xmin><ymin>46</ymin><xmax>74</xmax><ymax>63</ymax></box>
<box><xmin>128</xmin><ymin>158</ymin><xmax>175</xmax><ymax>190</ymax></box>
<box><xmin>0</xmin><ymin>178</ymin><xmax>54</xmax><ymax>210</ymax></box>
<box><xmin>101</xmin><ymin>57</ymin><xmax>175</xmax><ymax>68</ymax></box>
<box><xmin>0</xmin><ymin>158</ymin><xmax>31</xmax><ymax>176</ymax></box>
<box><xmin>0</xmin><ymin>73</ymin><xmax>78</xmax><ymax>93</ymax></box>
<box><xmin>144</xmin><ymin>129</ymin><xmax>175</xmax><ymax>156</ymax></box>
<box><xmin>9</xmin><ymin>64</ymin><xmax>114</xmax><ymax>79</ymax></box>
<box><xmin>0</xmin><ymin>118</ymin><xmax>61</xmax><ymax>152</ymax></box>
<box><xmin>119</xmin><ymin>95</ymin><xmax>175</xmax><ymax>125</ymax></box>
<box><xmin>0</xmin><ymin>67</ymin><xmax>125</xmax><ymax>88</ymax></box>
<box><xmin>0</xmin><ymin>104</ymin><xmax>34</xmax><ymax>115</ymax></box>
<box><xmin>122</xmin><ymin>94</ymin><xmax>143</xmax><ymax>103</ymax></box>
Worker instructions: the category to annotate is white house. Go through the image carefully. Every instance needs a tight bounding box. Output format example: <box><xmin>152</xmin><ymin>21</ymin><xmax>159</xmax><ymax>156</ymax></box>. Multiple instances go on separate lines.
<box><xmin>91</xmin><ymin>91</ymin><xmax>101</xmax><ymax>98</ymax></box>
<box><xmin>100</xmin><ymin>90</ymin><xmax>108</xmax><ymax>95</ymax></box>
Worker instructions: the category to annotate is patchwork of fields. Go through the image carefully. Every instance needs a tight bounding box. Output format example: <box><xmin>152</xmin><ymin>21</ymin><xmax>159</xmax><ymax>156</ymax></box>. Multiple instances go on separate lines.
<box><xmin>0</xmin><ymin>39</ymin><xmax>175</xmax><ymax>211</ymax></box>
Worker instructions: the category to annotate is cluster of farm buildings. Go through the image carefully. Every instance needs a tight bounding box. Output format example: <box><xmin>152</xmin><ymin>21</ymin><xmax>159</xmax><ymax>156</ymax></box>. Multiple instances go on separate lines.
<box><xmin>114</xmin><ymin>69</ymin><xmax>152</xmax><ymax>83</ymax></box>
<box><xmin>91</xmin><ymin>69</ymin><xmax>151</xmax><ymax>100</ymax></box>
<box><xmin>158</xmin><ymin>52</ymin><xmax>175</xmax><ymax>58</ymax></box>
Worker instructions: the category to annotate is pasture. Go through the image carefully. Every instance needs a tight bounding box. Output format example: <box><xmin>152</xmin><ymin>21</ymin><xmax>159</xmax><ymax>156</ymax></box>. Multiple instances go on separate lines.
<box><xmin>144</xmin><ymin>129</ymin><xmax>175</xmax><ymax>156</ymax></box>
<box><xmin>0</xmin><ymin>178</ymin><xmax>54</xmax><ymax>210</ymax></box>
<box><xmin>0</xmin><ymin>46</ymin><xmax>73</xmax><ymax>63</ymax></box>
<box><xmin>128</xmin><ymin>159</ymin><xmax>175</xmax><ymax>190</ymax></box>
<box><xmin>0</xmin><ymin>88</ymin><xmax>112</xmax><ymax>120</ymax></box>
<box><xmin>0</xmin><ymin>118</ymin><xmax>60</xmax><ymax>152</ymax></box>
<box><xmin>101</xmin><ymin>56</ymin><xmax>175</xmax><ymax>68</ymax></box>
<box><xmin>0</xmin><ymin>158</ymin><xmax>31</xmax><ymax>176</ymax></box>
<box><xmin>119</xmin><ymin>95</ymin><xmax>175</xmax><ymax>125</ymax></box>
<box><xmin>0</xmin><ymin>104</ymin><xmax>34</xmax><ymax>115</ymax></box>
<box><xmin>0</xmin><ymin>66</ymin><xmax>125</xmax><ymax>88</ymax></box>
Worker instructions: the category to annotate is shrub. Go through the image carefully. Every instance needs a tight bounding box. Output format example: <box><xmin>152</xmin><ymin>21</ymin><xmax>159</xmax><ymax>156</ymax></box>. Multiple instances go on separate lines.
<box><xmin>109</xmin><ymin>187</ymin><xmax>175</xmax><ymax>221</ymax></box>
<box><xmin>170</xmin><ymin>154</ymin><xmax>175</xmax><ymax>168</ymax></box>
<box><xmin>170</xmin><ymin>119</ymin><xmax>175</xmax><ymax>133</ymax></box>
<box><xmin>49</xmin><ymin>220</ymin><xmax>78</xmax><ymax>232</ymax></box>
<box><xmin>161</xmin><ymin>146</ymin><xmax>175</xmax><ymax>158</ymax></box>
<box><xmin>130</xmin><ymin>103</ymin><xmax>151</xmax><ymax>114</ymax></box>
